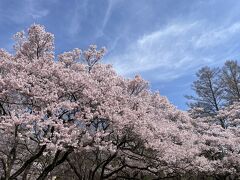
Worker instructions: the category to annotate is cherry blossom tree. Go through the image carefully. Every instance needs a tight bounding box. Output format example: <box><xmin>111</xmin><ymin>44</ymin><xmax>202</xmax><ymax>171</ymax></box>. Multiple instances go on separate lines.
<box><xmin>0</xmin><ymin>24</ymin><xmax>239</xmax><ymax>180</ymax></box>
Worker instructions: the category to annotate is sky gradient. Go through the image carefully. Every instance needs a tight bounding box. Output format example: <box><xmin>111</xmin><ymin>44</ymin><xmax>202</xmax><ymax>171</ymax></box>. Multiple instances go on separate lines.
<box><xmin>1</xmin><ymin>0</ymin><xmax>240</xmax><ymax>109</ymax></box>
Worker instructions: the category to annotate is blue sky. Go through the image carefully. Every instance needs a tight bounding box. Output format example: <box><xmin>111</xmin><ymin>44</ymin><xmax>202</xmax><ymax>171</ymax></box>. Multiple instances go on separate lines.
<box><xmin>1</xmin><ymin>0</ymin><xmax>240</xmax><ymax>109</ymax></box>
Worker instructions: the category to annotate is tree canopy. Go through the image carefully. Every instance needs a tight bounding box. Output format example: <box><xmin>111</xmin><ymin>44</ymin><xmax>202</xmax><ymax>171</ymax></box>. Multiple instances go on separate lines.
<box><xmin>0</xmin><ymin>24</ymin><xmax>239</xmax><ymax>180</ymax></box>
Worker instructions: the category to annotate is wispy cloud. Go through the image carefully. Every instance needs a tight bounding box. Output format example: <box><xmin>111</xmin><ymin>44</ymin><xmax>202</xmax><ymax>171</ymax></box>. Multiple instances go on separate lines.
<box><xmin>107</xmin><ymin>20</ymin><xmax>240</xmax><ymax>81</ymax></box>
<box><xmin>68</xmin><ymin>0</ymin><xmax>89</xmax><ymax>36</ymax></box>
<box><xmin>26</xmin><ymin>0</ymin><xmax>49</xmax><ymax>19</ymax></box>
<box><xmin>96</xmin><ymin>0</ymin><xmax>114</xmax><ymax>37</ymax></box>
<box><xmin>96</xmin><ymin>0</ymin><xmax>123</xmax><ymax>38</ymax></box>
<box><xmin>0</xmin><ymin>0</ymin><xmax>50</xmax><ymax>25</ymax></box>
<box><xmin>193</xmin><ymin>22</ymin><xmax>240</xmax><ymax>48</ymax></box>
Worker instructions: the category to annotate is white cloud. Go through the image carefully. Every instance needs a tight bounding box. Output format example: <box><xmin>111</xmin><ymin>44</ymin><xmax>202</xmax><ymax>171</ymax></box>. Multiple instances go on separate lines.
<box><xmin>68</xmin><ymin>0</ymin><xmax>89</xmax><ymax>36</ymax></box>
<box><xmin>107</xmin><ymin>20</ymin><xmax>240</xmax><ymax>81</ymax></box>
<box><xmin>26</xmin><ymin>0</ymin><xmax>49</xmax><ymax>19</ymax></box>
<box><xmin>0</xmin><ymin>0</ymin><xmax>49</xmax><ymax>24</ymax></box>
<box><xmin>194</xmin><ymin>22</ymin><xmax>240</xmax><ymax>48</ymax></box>
<box><xmin>96</xmin><ymin>0</ymin><xmax>114</xmax><ymax>37</ymax></box>
<box><xmin>96</xmin><ymin>0</ymin><xmax>121</xmax><ymax>38</ymax></box>
<box><xmin>137</xmin><ymin>22</ymin><xmax>197</xmax><ymax>46</ymax></box>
